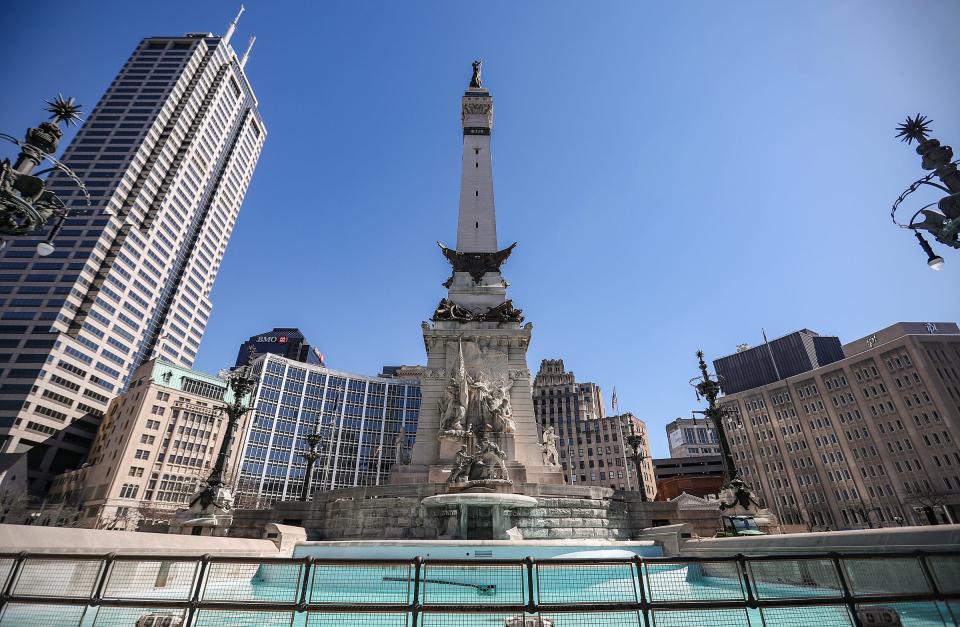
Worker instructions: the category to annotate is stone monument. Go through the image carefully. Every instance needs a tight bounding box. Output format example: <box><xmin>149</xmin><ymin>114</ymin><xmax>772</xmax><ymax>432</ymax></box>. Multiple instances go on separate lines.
<box><xmin>244</xmin><ymin>63</ymin><xmax>710</xmax><ymax>541</ymax></box>
<box><xmin>391</xmin><ymin>60</ymin><xmax>563</xmax><ymax>495</ymax></box>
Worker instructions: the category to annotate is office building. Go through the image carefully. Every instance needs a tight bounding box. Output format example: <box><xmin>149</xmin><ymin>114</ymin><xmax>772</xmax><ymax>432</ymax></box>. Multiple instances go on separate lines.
<box><xmin>0</xmin><ymin>16</ymin><xmax>265</xmax><ymax>490</ymax></box>
<box><xmin>715</xmin><ymin>330</ymin><xmax>844</xmax><ymax>395</ymax></box>
<box><xmin>532</xmin><ymin>359</ymin><xmax>655</xmax><ymax>498</ymax></box>
<box><xmin>653</xmin><ymin>456</ymin><xmax>724</xmax><ymax>500</ymax></box>
<box><xmin>720</xmin><ymin>322</ymin><xmax>960</xmax><ymax>529</ymax></box>
<box><xmin>46</xmin><ymin>358</ymin><xmax>238</xmax><ymax>530</ymax></box>
<box><xmin>234</xmin><ymin>327</ymin><xmax>323</xmax><ymax>367</ymax></box>
<box><xmin>231</xmin><ymin>353</ymin><xmax>421</xmax><ymax>507</ymax></box>
<box><xmin>665</xmin><ymin>417</ymin><xmax>720</xmax><ymax>458</ymax></box>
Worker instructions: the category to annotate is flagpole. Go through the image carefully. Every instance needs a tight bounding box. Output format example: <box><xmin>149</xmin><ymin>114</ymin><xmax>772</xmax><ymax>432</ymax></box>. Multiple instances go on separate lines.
<box><xmin>763</xmin><ymin>328</ymin><xmax>783</xmax><ymax>381</ymax></box>
<box><xmin>612</xmin><ymin>387</ymin><xmax>632</xmax><ymax>491</ymax></box>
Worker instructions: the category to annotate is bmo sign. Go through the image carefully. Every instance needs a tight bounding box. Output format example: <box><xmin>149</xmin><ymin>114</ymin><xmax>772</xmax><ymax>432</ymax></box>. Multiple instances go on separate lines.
<box><xmin>256</xmin><ymin>335</ymin><xmax>288</xmax><ymax>344</ymax></box>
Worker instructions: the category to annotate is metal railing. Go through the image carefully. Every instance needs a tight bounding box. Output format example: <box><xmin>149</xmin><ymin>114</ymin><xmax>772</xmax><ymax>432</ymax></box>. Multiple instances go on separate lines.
<box><xmin>0</xmin><ymin>550</ymin><xmax>957</xmax><ymax>626</ymax></box>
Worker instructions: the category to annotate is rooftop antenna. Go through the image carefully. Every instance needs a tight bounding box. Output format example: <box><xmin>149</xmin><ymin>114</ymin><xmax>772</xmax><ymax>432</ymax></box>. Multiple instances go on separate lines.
<box><xmin>224</xmin><ymin>5</ymin><xmax>245</xmax><ymax>45</ymax></box>
<box><xmin>240</xmin><ymin>35</ymin><xmax>256</xmax><ymax>68</ymax></box>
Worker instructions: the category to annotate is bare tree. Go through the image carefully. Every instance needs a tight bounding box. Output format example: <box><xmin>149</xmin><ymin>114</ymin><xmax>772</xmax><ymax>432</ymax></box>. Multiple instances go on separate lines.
<box><xmin>905</xmin><ymin>485</ymin><xmax>953</xmax><ymax>525</ymax></box>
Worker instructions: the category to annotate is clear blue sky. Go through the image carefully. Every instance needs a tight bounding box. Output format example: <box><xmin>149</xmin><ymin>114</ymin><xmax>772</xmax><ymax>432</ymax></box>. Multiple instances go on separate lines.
<box><xmin>4</xmin><ymin>1</ymin><xmax>959</xmax><ymax>456</ymax></box>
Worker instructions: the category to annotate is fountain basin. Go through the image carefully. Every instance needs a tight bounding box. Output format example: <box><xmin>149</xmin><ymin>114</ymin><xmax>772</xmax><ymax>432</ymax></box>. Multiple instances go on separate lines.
<box><xmin>421</xmin><ymin>492</ymin><xmax>537</xmax><ymax>540</ymax></box>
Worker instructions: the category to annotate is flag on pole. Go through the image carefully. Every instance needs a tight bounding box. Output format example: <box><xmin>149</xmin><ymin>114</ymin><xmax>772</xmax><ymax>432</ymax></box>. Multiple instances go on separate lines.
<box><xmin>611</xmin><ymin>387</ymin><xmax>618</xmax><ymax>413</ymax></box>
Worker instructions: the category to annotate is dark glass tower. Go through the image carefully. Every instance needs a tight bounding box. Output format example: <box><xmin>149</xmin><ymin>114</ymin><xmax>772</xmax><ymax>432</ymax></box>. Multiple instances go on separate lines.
<box><xmin>234</xmin><ymin>327</ymin><xmax>323</xmax><ymax>368</ymax></box>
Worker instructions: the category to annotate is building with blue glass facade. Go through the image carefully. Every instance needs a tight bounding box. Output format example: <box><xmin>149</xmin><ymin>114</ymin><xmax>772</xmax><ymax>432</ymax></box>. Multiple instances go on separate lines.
<box><xmin>231</xmin><ymin>354</ymin><xmax>420</xmax><ymax>506</ymax></box>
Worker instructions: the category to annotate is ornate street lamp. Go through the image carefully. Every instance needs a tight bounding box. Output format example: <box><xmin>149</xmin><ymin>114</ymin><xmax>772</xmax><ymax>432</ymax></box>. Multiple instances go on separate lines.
<box><xmin>0</xmin><ymin>96</ymin><xmax>91</xmax><ymax>254</ymax></box>
<box><xmin>690</xmin><ymin>350</ymin><xmax>738</xmax><ymax>484</ymax></box>
<box><xmin>891</xmin><ymin>114</ymin><xmax>959</xmax><ymax>270</ymax></box>
<box><xmin>624</xmin><ymin>420</ymin><xmax>650</xmax><ymax>502</ymax></box>
<box><xmin>689</xmin><ymin>350</ymin><xmax>765</xmax><ymax>513</ymax></box>
<box><xmin>298</xmin><ymin>391</ymin><xmax>338</xmax><ymax>501</ymax></box>
<box><xmin>185</xmin><ymin>349</ymin><xmax>258</xmax><ymax>527</ymax></box>
<box><xmin>298</xmin><ymin>416</ymin><xmax>325</xmax><ymax>502</ymax></box>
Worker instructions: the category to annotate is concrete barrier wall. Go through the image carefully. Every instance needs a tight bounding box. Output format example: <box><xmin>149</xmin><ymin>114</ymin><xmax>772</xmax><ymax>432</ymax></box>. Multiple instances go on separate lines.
<box><xmin>0</xmin><ymin>523</ymin><xmax>294</xmax><ymax>556</ymax></box>
<box><xmin>680</xmin><ymin>524</ymin><xmax>960</xmax><ymax>557</ymax></box>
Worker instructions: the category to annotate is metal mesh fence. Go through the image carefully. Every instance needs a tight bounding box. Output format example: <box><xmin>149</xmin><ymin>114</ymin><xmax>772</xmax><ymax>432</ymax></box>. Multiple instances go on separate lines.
<box><xmin>645</xmin><ymin>561</ymin><xmax>744</xmax><ymax>602</ymax></box>
<box><xmin>12</xmin><ymin>557</ymin><xmax>102</xmax><ymax>598</ymax></box>
<box><xmin>306</xmin><ymin>611</ymin><xmax>409</xmax><ymax>626</ymax></box>
<box><xmin>842</xmin><ymin>558</ymin><xmax>932</xmax><ymax>596</ymax></box>
<box><xmin>539</xmin><ymin>611</ymin><xmax>644</xmax><ymax>626</ymax></box>
<box><xmin>193</xmin><ymin>609</ymin><xmax>296</xmax><ymax>627</ymax></box>
<box><xmin>860</xmin><ymin>602</ymin><xmax>956</xmax><ymax>626</ymax></box>
<box><xmin>649</xmin><ymin>608</ymin><xmax>751</xmax><ymax>626</ymax></box>
<box><xmin>536</xmin><ymin>562</ymin><xmax>637</xmax><ymax>606</ymax></box>
<box><xmin>927</xmin><ymin>555</ymin><xmax>960</xmax><ymax>594</ymax></box>
<box><xmin>760</xmin><ymin>605</ymin><xmax>853</xmax><ymax>627</ymax></box>
<box><xmin>0</xmin><ymin>601</ymin><xmax>86</xmax><ymax>626</ymax></box>
<box><xmin>748</xmin><ymin>558</ymin><xmax>843</xmax><ymax>599</ymax></box>
<box><xmin>204</xmin><ymin>561</ymin><xmax>303</xmax><ymax>604</ymax></box>
<box><xmin>90</xmin><ymin>606</ymin><xmax>188</xmax><ymax>626</ymax></box>
<box><xmin>309</xmin><ymin>563</ymin><xmax>412</xmax><ymax>605</ymax></box>
<box><xmin>0</xmin><ymin>551</ymin><xmax>956</xmax><ymax>627</ymax></box>
<box><xmin>102</xmin><ymin>559</ymin><xmax>199</xmax><ymax>600</ymax></box>
<box><xmin>421</xmin><ymin>563</ymin><xmax>525</xmax><ymax>606</ymax></box>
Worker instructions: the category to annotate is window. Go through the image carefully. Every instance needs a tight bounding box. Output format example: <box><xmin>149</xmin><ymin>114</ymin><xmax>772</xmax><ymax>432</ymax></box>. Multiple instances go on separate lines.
<box><xmin>118</xmin><ymin>484</ymin><xmax>139</xmax><ymax>499</ymax></box>
<box><xmin>151</xmin><ymin>405</ymin><xmax>165</xmax><ymax>416</ymax></box>
<box><xmin>128</xmin><ymin>466</ymin><xmax>144</xmax><ymax>477</ymax></box>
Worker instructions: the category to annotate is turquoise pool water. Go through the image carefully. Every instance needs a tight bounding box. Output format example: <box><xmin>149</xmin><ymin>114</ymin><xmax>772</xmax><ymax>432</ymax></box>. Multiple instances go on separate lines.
<box><xmin>1</xmin><ymin>560</ymin><xmax>955</xmax><ymax>627</ymax></box>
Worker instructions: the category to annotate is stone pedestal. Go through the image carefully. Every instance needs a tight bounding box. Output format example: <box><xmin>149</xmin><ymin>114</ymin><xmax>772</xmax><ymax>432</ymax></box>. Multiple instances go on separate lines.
<box><xmin>392</xmin><ymin>320</ymin><xmax>564</xmax><ymax>488</ymax></box>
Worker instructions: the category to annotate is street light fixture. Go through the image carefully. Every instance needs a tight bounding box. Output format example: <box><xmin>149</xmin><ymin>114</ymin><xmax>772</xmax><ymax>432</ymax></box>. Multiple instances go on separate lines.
<box><xmin>892</xmin><ymin>114</ymin><xmax>959</xmax><ymax>270</ymax></box>
<box><xmin>0</xmin><ymin>96</ymin><xmax>92</xmax><ymax>254</ymax></box>
<box><xmin>298</xmin><ymin>391</ymin><xmax>338</xmax><ymax>502</ymax></box>
<box><xmin>188</xmin><ymin>348</ymin><xmax>258</xmax><ymax>524</ymax></box>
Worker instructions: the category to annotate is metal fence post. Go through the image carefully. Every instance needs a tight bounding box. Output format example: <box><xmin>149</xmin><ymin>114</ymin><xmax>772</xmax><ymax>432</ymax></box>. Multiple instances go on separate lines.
<box><xmin>736</xmin><ymin>553</ymin><xmax>757</xmax><ymax>609</ymax></box>
<box><xmin>411</xmin><ymin>556</ymin><xmax>422</xmax><ymax>627</ymax></box>
<box><xmin>524</xmin><ymin>556</ymin><xmax>536</xmax><ymax>615</ymax></box>
<box><xmin>830</xmin><ymin>552</ymin><xmax>862</xmax><ymax>627</ymax></box>
<box><xmin>297</xmin><ymin>556</ymin><xmax>313</xmax><ymax>613</ymax></box>
<box><xmin>89</xmin><ymin>552</ymin><xmax>115</xmax><ymax>607</ymax></box>
<box><xmin>185</xmin><ymin>554</ymin><xmax>211</xmax><ymax>627</ymax></box>
<box><xmin>633</xmin><ymin>555</ymin><xmax>649</xmax><ymax>627</ymax></box>
<box><xmin>914</xmin><ymin>550</ymin><xmax>941</xmax><ymax>596</ymax></box>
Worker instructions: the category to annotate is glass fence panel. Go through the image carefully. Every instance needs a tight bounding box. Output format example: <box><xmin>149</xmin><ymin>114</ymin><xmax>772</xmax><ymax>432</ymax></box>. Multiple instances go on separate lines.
<box><xmin>645</xmin><ymin>561</ymin><xmax>744</xmax><ymax>602</ymax></box>
<box><xmin>90</xmin><ymin>606</ymin><xmax>188</xmax><ymax>626</ymax></box>
<box><xmin>842</xmin><ymin>558</ymin><xmax>932</xmax><ymax>596</ymax></box>
<box><xmin>309</xmin><ymin>563</ymin><xmax>411</xmax><ymax>605</ymax></box>
<box><xmin>748</xmin><ymin>558</ymin><xmax>843</xmax><ymax>599</ymax></box>
<box><xmin>649</xmin><ymin>608</ymin><xmax>751</xmax><ymax>626</ymax></box>
<box><xmin>421</xmin><ymin>563</ymin><xmax>525</xmax><ymax>606</ymax></box>
<box><xmin>0</xmin><ymin>602</ymin><xmax>86</xmax><ymax>627</ymax></box>
<box><xmin>536</xmin><ymin>562</ymin><xmax>637</xmax><ymax>606</ymax></box>
<box><xmin>926</xmin><ymin>555</ymin><xmax>960</xmax><ymax>594</ymax></box>
<box><xmin>760</xmin><ymin>605</ymin><xmax>853</xmax><ymax>627</ymax></box>
<box><xmin>102</xmin><ymin>559</ymin><xmax>198</xmax><ymax>600</ymax></box>
<box><xmin>12</xmin><ymin>557</ymin><xmax>102</xmax><ymax>598</ymax></box>
<box><xmin>203</xmin><ymin>561</ymin><xmax>302</xmax><ymax>604</ymax></box>
<box><xmin>193</xmin><ymin>609</ymin><xmax>296</xmax><ymax>627</ymax></box>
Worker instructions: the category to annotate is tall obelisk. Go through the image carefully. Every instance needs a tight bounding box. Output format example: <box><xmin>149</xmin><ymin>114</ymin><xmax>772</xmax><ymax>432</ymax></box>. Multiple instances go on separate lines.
<box><xmin>392</xmin><ymin>61</ymin><xmax>564</xmax><ymax>489</ymax></box>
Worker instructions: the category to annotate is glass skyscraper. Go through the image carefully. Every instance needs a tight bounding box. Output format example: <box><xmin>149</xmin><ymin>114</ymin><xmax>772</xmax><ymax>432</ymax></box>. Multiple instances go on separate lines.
<box><xmin>232</xmin><ymin>354</ymin><xmax>420</xmax><ymax>507</ymax></box>
<box><xmin>0</xmin><ymin>18</ymin><xmax>265</xmax><ymax>490</ymax></box>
